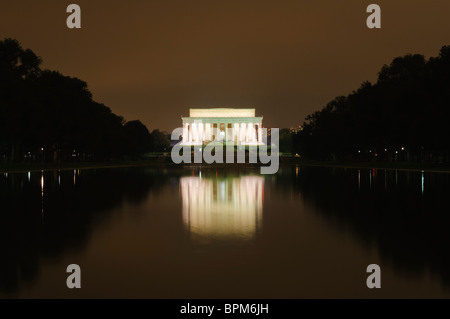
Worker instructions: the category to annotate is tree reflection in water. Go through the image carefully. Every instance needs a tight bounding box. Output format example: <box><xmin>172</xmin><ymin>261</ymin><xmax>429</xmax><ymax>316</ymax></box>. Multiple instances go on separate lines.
<box><xmin>0</xmin><ymin>168</ymin><xmax>168</xmax><ymax>294</ymax></box>
<box><xmin>275</xmin><ymin>165</ymin><xmax>450</xmax><ymax>289</ymax></box>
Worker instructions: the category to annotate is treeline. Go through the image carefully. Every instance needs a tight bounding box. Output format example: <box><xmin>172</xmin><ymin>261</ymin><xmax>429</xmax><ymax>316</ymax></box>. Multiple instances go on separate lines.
<box><xmin>0</xmin><ymin>38</ymin><xmax>170</xmax><ymax>163</ymax></box>
<box><xmin>293</xmin><ymin>45</ymin><xmax>450</xmax><ymax>162</ymax></box>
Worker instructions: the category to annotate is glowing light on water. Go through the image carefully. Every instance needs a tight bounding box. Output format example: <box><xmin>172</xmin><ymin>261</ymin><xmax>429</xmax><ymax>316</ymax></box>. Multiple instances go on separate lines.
<box><xmin>180</xmin><ymin>175</ymin><xmax>264</xmax><ymax>239</ymax></box>
<box><xmin>421</xmin><ymin>171</ymin><xmax>424</xmax><ymax>194</ymax></box>
<box><xmin>41</xmin><ymin>171</ymin><xmax>45</xmax><ymax>220</ymax></box>
<box><xmin>357</xmin><ymin>170</ymin><xmax>360</xmax><ymax>190</ymax></box>
<box><xmin>40</xmin><ymin>173</ymin><xmax>44</xmax><ymax>195</ymax></box>
<box><xmin>28</xmin><ymin>171</ymin><xmax>31</xmax><ymax>182</ymax></box>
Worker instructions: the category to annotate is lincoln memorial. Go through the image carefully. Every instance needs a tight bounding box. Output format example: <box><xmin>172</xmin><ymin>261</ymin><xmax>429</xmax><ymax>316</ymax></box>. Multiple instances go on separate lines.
<box><xmin>181</xmin><ymin>108</ymin><xmax>264</xmax><ymax>145</ymax></box>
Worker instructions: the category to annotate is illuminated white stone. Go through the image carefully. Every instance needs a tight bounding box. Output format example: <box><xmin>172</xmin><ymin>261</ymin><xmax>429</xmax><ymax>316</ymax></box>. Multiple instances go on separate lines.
<box><xmin>181</xmin><ymin>108</ymin><xmax>264</xmax><ymax>146</ymax></box>
<box><xmin>189</xmin><ymin>108</ymin><xmax>255</xmax><ymax>118</ymax></box>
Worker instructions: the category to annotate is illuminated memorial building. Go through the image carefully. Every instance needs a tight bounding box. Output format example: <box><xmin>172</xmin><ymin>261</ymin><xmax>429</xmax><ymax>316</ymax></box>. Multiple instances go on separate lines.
<box><xmin>181</xmin><ymin>108</ymin><xmax>264</xmax><ymax>145</ymax></box>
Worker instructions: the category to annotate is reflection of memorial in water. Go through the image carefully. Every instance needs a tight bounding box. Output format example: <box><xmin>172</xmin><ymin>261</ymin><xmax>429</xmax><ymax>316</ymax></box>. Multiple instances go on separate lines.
<box><xmin>180</xmin><ymin>175</ymin><xmax>264</xmax><ymax>239</ymax></box>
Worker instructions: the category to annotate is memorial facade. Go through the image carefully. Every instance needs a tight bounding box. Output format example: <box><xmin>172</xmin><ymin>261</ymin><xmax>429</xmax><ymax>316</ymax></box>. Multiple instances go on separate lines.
<box><xmin>181</xmin><ymin>108</ymin><xmax>264</xmax><ymax>145</ymax></box>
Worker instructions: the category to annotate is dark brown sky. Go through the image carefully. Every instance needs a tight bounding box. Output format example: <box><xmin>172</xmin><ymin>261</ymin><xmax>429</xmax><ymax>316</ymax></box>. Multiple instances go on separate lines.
<box><xmin>1</xmin><ymin>0</ymin><xmax>450</xmax><ymax>131</ymax></box>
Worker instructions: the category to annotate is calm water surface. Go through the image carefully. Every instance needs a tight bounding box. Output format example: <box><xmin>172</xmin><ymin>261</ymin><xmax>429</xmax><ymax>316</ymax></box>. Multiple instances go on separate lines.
<box><xmin>1</xmin><ymin>166</ymin><xmax>449</xmax><ymax>298</ymax></box>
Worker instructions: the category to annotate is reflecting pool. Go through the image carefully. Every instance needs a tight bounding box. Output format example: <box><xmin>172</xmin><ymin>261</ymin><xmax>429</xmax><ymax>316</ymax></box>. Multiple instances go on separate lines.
<box><xmin>1</xmin><ymin>166</ymin><xmax>449</xmax><ymax>298</ymax></box>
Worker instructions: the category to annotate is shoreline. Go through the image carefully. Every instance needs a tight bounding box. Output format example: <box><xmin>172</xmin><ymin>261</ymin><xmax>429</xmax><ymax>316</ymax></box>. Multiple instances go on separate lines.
<box><xmin>0</xmin><ymin>160</ymin><xmax>266</xmax><ymax>174</ymax></box>
<box><xmin>281</xmin><ymin>159</ymin><xmax>450</xmax><ymax>174</ymax></box>
<box><xmin>0</xmin><ymin>161</ymin><xmax>169</xmax><ymax>174</ymax></box>
<box><xmin>2</xmin><ymin>159</ymin><xmax>450</xmax><ymax>174</ymax></box>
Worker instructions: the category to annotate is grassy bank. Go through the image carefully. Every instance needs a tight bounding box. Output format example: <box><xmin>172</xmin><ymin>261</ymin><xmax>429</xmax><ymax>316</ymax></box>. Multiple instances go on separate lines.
<box><xmin>0</xmin><ymin>158</ymin><xmax>265</xmax><ymax>173</ymax></box>
<box><xmin>0</xmin><ymin>160</ymin><xmax>173</xmax><ymax>174</ymax></box>
<box><xmin>3</xmin><ymin>157</ymin><xmax>450</xmax><ymax>174</ymax></box>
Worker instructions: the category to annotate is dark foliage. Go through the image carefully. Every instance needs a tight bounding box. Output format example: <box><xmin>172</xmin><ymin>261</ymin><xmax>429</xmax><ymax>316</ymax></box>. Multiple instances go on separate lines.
<box><xmin>0</xmin><ymin>38</ymin><xmax>157</xmax><ymax>162</ymax></box>
<box><xmin>293</xmin><ymin>46</ymin><xmax>450</xmax><ymax>162</ymax></box>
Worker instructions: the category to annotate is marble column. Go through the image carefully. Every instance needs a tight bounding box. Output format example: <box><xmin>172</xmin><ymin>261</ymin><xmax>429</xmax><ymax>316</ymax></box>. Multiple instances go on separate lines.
<box><xmin>258</xmin><ymin>123</ymin><xmax>262</xmax><ymax>144</ymax></box>
<box><xmin>205</xmin><ymin>123</ymin><xmax>210</xmax><ymax>141</ymax></box>
<box><xmin>199</xmin><ymin>123</ymin><xmax>204</xmax><ymax>143</ymax></box>
<box><xmin>188</xmin><ymin>124</ymin><xmax>191</xmax><ymax>143</ymax></box>
<box><xmin>192</xmin><ymin>123</ymin><xmax>197</xmax><ymax>143</ymax></box>
<box><xmin>248</xmin><ymin>123</ymin><xmax>254</xmax><ymax>143</ymax></box>
<box><xmin>183</xmin><ymin>123</ymin><xmax>188</xmax><ymax>143</ymax></box>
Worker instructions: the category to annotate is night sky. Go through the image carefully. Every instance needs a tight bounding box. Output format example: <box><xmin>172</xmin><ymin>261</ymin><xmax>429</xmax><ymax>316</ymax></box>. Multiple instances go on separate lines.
<box><xmin>1</xmin><ymin>0</ymin><xmax>450</xmax><ymax>131</ymax></box>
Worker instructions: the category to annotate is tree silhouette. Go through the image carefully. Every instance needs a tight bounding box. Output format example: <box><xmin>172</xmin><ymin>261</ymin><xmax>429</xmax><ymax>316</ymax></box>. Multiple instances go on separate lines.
<box><xmin>294</xmin><ymin>45</ymin><xmax>450</xmax><ymax>163</ymax></box>
<box><xmin>150</xmin><ymin>129</ymin><xmax>171</xmax><ymax>152</ymax></box>
<box><xmin>0</xmin><ymin>38</ymin><xmax>156</xmax><ymax>163</ymax></box>
<box><xmin>124</xmin><ymin>120</ymin><xmax>153</xmax><ymax>158</ymax></box>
